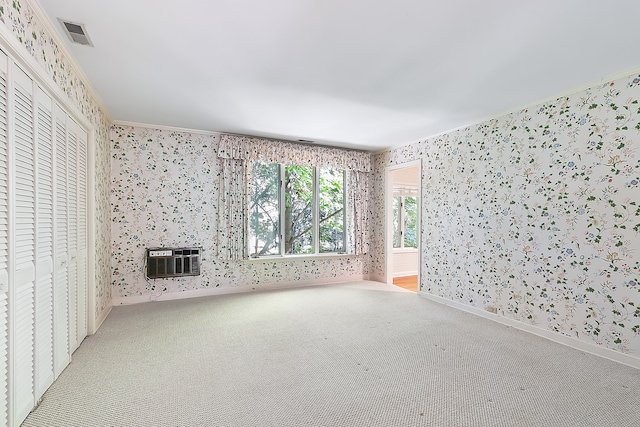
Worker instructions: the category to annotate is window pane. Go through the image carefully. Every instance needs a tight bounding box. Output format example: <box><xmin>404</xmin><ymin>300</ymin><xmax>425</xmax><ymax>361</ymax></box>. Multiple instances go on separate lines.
<box><xmin>404</xmin><ymin>196</ymin><xmax>417</xmax><ymax>248</ymax></box>
<box><xmin>284</xmin><ymin>165</ymin><xmax>314</xmax><ymax>254</ymax></box>
<box><xmin>393</xmin><ymin>196</ymin><xmax>401</xmax><ymax>248</ymax></box>
<box><xmin>319</xmin><ymin>168</ymin><xmax>344</xmax><ymax>253</ymax></box>
<box><xmin>248</xmin><ymin>162</ymin><xmax>280</xmax><ymax>257</ymax></box>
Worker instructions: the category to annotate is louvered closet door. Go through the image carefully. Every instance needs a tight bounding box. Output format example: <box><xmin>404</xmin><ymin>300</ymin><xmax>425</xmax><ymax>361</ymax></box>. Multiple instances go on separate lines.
<box><xmin>11</xmin><ymin>63</ymin><xmax>36</xmax><ymax>425</ymax></box>
<box><xmin>52</xmin><ymin>104</ymin><xmax>69</xmax><ymax>376</ymax></box>
<box><xmin>66</xmin><ymin>119</ymin><xmax>78</xmax><ymax>354</ymax></box>
<box><xmin>76</xmin><ymin>128</ymin><xmax>87</xmax><ymax>343</ymax></box>
<box><xmin>34</xmin><ymin>87</ymin><xmax>54</xmax><ymax>399</ymax></box>
<box><xmin>0</xmin><ymin>50</ymin><xmax>10</xmax><ymax>427</ymax></box>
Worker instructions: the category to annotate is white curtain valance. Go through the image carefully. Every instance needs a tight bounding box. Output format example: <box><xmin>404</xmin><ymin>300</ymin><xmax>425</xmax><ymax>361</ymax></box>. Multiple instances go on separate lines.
<box><xmin>218</xmin><ymin>134</ymin><xmax>371</xmax><ymax>173</ymax></box>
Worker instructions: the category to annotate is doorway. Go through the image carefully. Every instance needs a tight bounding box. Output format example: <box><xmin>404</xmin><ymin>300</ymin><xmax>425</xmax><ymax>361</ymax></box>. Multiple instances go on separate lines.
<box><xmin>385</xmin><ymin>160</ymin><xmax>421</xmax><ymax>292</ymax></box>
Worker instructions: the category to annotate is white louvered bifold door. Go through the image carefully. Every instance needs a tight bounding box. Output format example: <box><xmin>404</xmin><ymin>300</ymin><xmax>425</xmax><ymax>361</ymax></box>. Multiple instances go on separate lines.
<box><xmin>1</xmin><ymin>51</ymin><xmax>90</xmax><ymax>427</ymax></box>
<box><xmin>66</xmin><ymin>119</ymin><xmax>78</xmax><ymax>354</ymax></box>
<box><xmin>76</xmin><ymin>128</ymin><xmax>87</xmax><ymax>344</ymax></box>
<box><xmin>34</xmin><ymin>87</ymin><xmax>54</xmax><ymax>400</ymax></box>
<box><xmin>52</xmin><ymin>104</ymin><xmax>69</xmax><ymax>377</ymax></box>
<box><xmin>11</xmin><ymin>63</ymin><xmax>36</xmax><ymax>426</ymax></box>
<box><xmin>0</xmin><ymin>50</ymin><xmax>10</xmax><ymax>427</ymax></box>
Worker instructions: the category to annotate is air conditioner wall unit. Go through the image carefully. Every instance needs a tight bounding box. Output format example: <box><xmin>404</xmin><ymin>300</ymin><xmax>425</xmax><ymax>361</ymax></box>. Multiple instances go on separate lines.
<box><xmin>146</xmin><ymin>247</ymin><xmax>201</xmax><ymax>279</ymax></box>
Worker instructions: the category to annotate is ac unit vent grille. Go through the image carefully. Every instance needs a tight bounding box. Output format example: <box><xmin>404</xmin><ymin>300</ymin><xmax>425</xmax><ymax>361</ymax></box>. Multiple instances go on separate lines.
<box><xmin>146</xmin><ymin>247</ymin><xmax>201</xmax><ymax>279</ymax></box>
<box><xmin>58</xmin><ymin>19</ymin><xmax>94</xmax><ymax>46</ymax></box>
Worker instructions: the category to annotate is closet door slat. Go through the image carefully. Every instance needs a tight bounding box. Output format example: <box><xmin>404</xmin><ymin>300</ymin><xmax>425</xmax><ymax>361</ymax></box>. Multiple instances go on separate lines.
<box><xmin>52</xmin><ymin>106</ymin><xmax>69</xmax><ymax>377</ymax></box>
<box><xmin>0</xmin><ymin>50</ymin><xmax>9</xmax><ymax>427</ymax></box>
<box><xmin>11</xmin><ymin>65</ymin><xmax>35</xmax><ymax>425</ymax></box>
<box><xmin>76</xmin><ymin>129</ymin><xmax>88</xmax><ymax>343</ymax></box>
<box><xmin>34</xmin><ymin>87</ymin><xmax>54</xmax><ymax>399</ymax></box>
<box><xmin>66</xmin><ymin>123</ymin><xmax>78</xmax><ymax>354</ymax></box>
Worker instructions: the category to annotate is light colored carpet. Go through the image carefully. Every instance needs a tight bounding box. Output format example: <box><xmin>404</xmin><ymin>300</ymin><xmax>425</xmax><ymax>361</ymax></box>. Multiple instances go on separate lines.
<box><xmin>23</xmin><ymin>281</ymin><xmax>640</xmax><ymax>426</ymax></box>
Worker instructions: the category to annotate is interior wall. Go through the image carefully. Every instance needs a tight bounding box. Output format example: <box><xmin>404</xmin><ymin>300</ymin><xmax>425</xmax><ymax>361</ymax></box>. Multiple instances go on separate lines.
<box><xmin>110</xmin><ymin>125</ymin><xmax>367</xmax><ymax>301</ymax></box>
<box><xmin>389</xmin><ymin>166</ymin><xmax>419</xmax><ymax>278</ymax></box>
<box><xmin>0</xmin><ymin>0</ymin><xmax>113</xmax><ymax>322</ymax></box>
<box><xmin>392</xmin><ymin>251</ymin><xmax>418</xmax><ymax>277</ymax></box>
<box><xmin>372</xmin><ymin>70</ymin><xmax>640</xmax><ymax>362</ymax></box>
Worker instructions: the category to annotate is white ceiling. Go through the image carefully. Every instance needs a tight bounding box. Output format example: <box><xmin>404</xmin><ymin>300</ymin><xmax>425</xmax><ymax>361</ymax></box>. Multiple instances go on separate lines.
<box><xmin>38</xmin><ymin>0</ymin><xmax>640</xmax><ymax>151</ymax></box>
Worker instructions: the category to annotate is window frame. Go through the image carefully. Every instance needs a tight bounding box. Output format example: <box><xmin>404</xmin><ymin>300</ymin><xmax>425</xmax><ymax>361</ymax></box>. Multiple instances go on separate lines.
<box><xmin>392</xmin><ymin>195</ymin><xmax>418</xmax><ymax>250</ymax></box>
<box><xmin>248</xmin><ymin>161</ymin><xmax>348</xmax><ymax>259</ymax></box>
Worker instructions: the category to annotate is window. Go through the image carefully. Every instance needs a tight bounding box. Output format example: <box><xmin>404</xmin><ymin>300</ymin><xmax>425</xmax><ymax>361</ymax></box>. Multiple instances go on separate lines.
<box><xmin>393</xmin><ymin>195</ymin><xmax>417</xmax><ymax>249</ymax></box>
<box><xmin>249</xmin><ymin>161</ymin><xmax>346</xmax><ymax>257</ymax></box>
<box><xmin>318</xmin><ymin>167</ymin><xmax>345</xmax><ymax>253</ymax></box>
<box><xmin>248</xmin><ymin>162</ymin><xmax>280</xmax><ymax>256</ymax></box>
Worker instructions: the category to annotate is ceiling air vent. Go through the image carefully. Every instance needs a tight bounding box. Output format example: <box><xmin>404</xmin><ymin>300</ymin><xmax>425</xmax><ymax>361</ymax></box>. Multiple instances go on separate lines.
<box><xmin>58</xmin><ymin>19</ymin><xmax>94</xmax><ymax>46</ymax></box>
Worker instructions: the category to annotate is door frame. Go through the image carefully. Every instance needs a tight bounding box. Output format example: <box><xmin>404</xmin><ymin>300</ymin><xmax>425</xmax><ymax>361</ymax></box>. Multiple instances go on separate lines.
<box><xmin>385</xmin><ymin>159</ymin><xmax>422</xmax><ymax>286</ymax></box>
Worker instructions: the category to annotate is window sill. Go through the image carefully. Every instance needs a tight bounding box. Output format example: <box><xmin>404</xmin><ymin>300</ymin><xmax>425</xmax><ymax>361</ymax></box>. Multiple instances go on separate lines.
<box><xmin>246</xmin><ymin>252</ymin><xmax>356</xmax><ymax>263</ymax></box>
<box><xmin>392</xmin><ymin>248</ymin><xmax>418</xmax><ymax>253</ymax></box>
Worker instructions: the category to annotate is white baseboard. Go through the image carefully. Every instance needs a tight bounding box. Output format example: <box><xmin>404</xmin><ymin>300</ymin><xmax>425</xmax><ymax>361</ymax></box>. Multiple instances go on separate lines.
<box><xmin>112</xmin><ymin>275</ymin><xmax>366</xmax><ymax>306</ymax></box>
<box><xmin>91</xmin><ymin>305</ymin><xmax>112</xmax><ymax>334</ymax></box>
<box><xmin>392</xmin><ymin>270</ymin><xmax>418</xmax><ymax>278</ymax></box>
<box><xmin>419</xmin><ymin>291</ymin><xmax>640</xmax><ymax>370</ymax></box>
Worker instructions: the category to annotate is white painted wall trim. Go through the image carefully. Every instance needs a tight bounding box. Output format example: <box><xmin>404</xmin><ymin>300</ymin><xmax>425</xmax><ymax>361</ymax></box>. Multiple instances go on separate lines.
<box><xmin>113</xmin><ymin>120</ymin><xmax>221</xmax><ymax>136</ymax></box>
<box><xmin>375</xmin><ymin>65</ymin><xmax>640</xmax><ymax>155</ymax></box>
<box><xmin>86</xmin><ymin>126</ymin><xmax>98</xmax><ymax>336</ymax></box>
<box><xmin>0</xmin><ymin>30</ymin><xmax>93</xmax><ymax>133</ymax></box>
<box><xmin>385</xmin><ymin>159</ymin><xmax>422</xmax><ymax>285</ymax></box>
<box><xmin>419</xmin><ymin>291</ymin><xmax>640</xmax><ymax>370</ymax></box>
<box><xmin>27</xmin><ymin>0</ymin><xmax>112</xmax><ymax>123</ymax></box>
<box><xmin>112</xmin><ymin>275</ymin><xmax>366</xmax><ymax>306</ymax></box>
<box><xmin>93</xmin><ymin>305</ymin><xmax>112</xmax><ymax>332</ymax></box>
<box><xmin>392</xmin><ymin>270</ymin><xmax>418</xmax><ymax>278</ymax></box>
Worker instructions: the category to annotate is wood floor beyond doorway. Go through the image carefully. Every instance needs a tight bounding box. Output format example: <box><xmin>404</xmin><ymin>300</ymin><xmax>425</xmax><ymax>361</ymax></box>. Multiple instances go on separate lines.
<box><xmin>392</xmin><ymin>275</ymin><xmax>418</xmax><ymax>292</ymax></box>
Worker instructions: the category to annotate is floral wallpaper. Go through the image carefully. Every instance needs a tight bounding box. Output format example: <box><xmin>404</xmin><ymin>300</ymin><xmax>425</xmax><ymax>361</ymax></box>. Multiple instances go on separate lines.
<box><xmin>0</xmin><ymin>0</ymin><xmax>113</xmax><ymax>320</ymax></box>
<box><xmin>111</xmin><ymin>125</ymin><xmax>367</xmax><ymax>298</ymax></box>
<box><xmin>5</xmin><ymin>0</ymin><xmax>638</xmax><ymax>363</ymax></box>
<box><xmin>372</xmin><ymin>72</ymin><xmax>640</xmax><ymax>359</ymax></box>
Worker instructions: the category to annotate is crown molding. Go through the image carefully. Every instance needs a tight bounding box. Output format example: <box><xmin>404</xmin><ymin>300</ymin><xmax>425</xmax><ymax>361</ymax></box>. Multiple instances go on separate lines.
<box><xmin>381</xmin><ymin>64</ymin><xmax>640</xmax><ymax>154</ymax></box>
<box><xmin>113</xmin><ymin>120</ymin><xmax>222</xmax><ymax>136</ymax></box>
<box><xmin>27</xmin><ymin>0</ymin><xmax>113</xmax><ymax>123</ymax></box>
